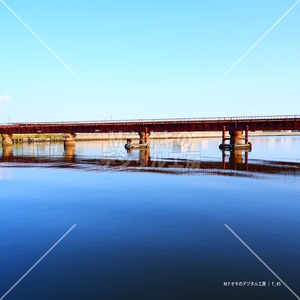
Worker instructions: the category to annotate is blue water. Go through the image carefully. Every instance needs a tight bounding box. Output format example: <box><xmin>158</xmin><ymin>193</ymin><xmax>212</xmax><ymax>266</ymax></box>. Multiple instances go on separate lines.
<box><xmin>0</xmin><ymin>136</ymin><xmax>300</xmax><ymax>299</ymax></box>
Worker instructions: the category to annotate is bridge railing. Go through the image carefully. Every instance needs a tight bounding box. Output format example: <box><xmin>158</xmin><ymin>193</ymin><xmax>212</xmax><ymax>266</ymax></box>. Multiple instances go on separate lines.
<box><xmin>1</xmin><ymin>115</ymin><xmax>300</xmax><ymax>126</ymax></box>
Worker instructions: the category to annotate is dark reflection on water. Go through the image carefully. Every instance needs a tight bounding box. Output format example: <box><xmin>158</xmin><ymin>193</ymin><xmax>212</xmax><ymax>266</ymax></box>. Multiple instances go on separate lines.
<box><xmin>1</xmin><ymin>146</ymin><xmax>300</xmax><ymax>179</ymax></box>
<box><xmin>0</xmin><ymin>137</ymin><xmax>300</xmax><ymax>300</ymax></box>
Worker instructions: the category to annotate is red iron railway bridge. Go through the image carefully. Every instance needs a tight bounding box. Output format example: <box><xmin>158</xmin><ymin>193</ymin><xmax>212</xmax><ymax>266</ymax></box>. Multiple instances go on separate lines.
<box><xmin>0</xmin><ymin>115</ymin><xmax>299</xmax><ymax>149</ymax></box>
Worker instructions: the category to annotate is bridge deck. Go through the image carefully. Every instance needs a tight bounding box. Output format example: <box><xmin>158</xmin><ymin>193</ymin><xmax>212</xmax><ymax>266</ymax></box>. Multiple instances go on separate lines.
<box><xmin>0</xmin><ymin>115</ymin><xmax>299</xmax><ymax>134</ymax></box>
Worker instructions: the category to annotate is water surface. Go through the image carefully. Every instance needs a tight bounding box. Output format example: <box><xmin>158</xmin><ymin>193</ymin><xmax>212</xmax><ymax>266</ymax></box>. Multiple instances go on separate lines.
<box><xmin>0</xmin><ymin>136</ymin><xmax>299</xmax><ymax>299</ymax></box>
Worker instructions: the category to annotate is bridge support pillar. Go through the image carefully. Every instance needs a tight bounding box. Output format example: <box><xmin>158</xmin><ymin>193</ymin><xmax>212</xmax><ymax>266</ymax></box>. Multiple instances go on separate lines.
<box><xmin>64</xmin><ymin>133</ymin><xmax>76</xmax><ymax>148</ymax></box>
<box><xmin>219</xmin><ymin>127</ymin><xmax>251</xmax><ymax>150</ymax></box>
<box><xmin>125</xmin><ymin>130</ymin><xmax>150</xmax><ymax>150</ymax></box>
<box><xmin>229</xmin><ymin>130</ymin><xmax>244</xmax><ymax>145</ymax></box>
<box><xmin>139</xmin><ymin>130</ymin><xmax>150</xmax><ymax>145</ymax></box>
<box><xmin>222</xmin><ymin>126</ymin><xmax>226</xmax><ymax>144</ymax></box>
<box><xmin>1</xmin><ymin>134</ymin><xmax>13</xmax><ymax>146</ymax></box>
<box><xmin>245</xmin><ymin>126</ymin><xmax>249</xmax><ymax>144</ymax></box>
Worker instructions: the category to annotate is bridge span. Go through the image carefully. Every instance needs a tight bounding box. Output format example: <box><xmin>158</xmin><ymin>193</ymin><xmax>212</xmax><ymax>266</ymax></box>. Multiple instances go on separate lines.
<box><xmin>0</xmin><ymin>115</ymin><xmax>299</xmax><ymax>149</ymax></box>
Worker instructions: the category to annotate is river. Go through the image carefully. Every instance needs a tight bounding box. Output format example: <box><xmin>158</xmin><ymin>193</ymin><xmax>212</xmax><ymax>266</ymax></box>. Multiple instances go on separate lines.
<box><xmin>0</xmin><ymin>136</ymin><xmax>299</xmax><ymax>300</ymax></box>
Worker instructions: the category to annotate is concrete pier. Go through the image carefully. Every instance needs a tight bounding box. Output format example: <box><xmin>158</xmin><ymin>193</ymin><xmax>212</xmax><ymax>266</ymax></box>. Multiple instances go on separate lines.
<box><xmin>1</xmin><ymin>134</ymin><xmax>13</xmax><ymax>146</ymax></box>
<box><xmin>125</xmin><ymin>130</ymin><xmax>150</xmax><ymax>149</ymax></box>
<box><xmin>219</xmin><ymin>127</ymin><xmax>252</xmax><ymax>150</ymax></box>
<box><xmin>229</xmin><ymin>130</ymin><xmax>243</xmax><ymax>145</ymax></box>
<box><xmin>64</xmin><ymin>133</ymin><xmax>76</xmax><ymax>148</ymax></box>
<box><xmin>139</xmin><ymin>130</ymin><xmax>150</xmax><ymax>144</ymax></box>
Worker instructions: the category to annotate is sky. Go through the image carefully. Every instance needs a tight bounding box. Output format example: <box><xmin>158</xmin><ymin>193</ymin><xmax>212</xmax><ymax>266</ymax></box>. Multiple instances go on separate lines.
<box><xmin>0</xmin><ymin>0</ymin><xmax>299</xmax><ymax>122</ymax></box>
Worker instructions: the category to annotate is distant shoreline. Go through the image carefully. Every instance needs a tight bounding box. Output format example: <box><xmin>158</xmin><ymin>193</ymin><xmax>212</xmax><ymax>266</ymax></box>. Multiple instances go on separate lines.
<box><xmin>1</xmin><ymin>131</ymin><xmax>299</xmax><ymax>144</ymax></box>
<box><xmin>75</xmin><ymin>131</ymin><xmax>300</xmax><ymax>141</ymax></box>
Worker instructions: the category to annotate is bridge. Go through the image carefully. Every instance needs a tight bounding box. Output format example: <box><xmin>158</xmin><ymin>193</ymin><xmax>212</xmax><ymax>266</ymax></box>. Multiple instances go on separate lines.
<box><xmin>0</xmin><ymin>115</ymin><xmax>299</xmax><ymax>149</ymax></box>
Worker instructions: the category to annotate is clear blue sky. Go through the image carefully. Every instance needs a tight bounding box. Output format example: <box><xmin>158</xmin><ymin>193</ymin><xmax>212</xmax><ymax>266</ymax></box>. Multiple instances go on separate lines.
<box><xmin>0</xmin><ymin>0</ymin><xmax>299</xmax><ymax>122</ymax></box>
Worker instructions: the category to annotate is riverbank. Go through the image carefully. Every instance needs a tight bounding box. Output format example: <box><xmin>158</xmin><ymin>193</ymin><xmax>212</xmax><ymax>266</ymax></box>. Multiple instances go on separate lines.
<box><xmin>74</xmin><ymin>131</ymin><xmax>300</xmax><ymax>141</ymax></box>
<box><xmin>7</xmin><ymin>134</ymin><xmax>65</xmax><ymax>143</ymax></box>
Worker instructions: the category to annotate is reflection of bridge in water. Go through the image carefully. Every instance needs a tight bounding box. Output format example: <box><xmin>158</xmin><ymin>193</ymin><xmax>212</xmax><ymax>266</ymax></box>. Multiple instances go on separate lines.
<box><xmin>1</xmin><ymin>146</ymin><xmax>299</xmax><ymax>179</ymax></box>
